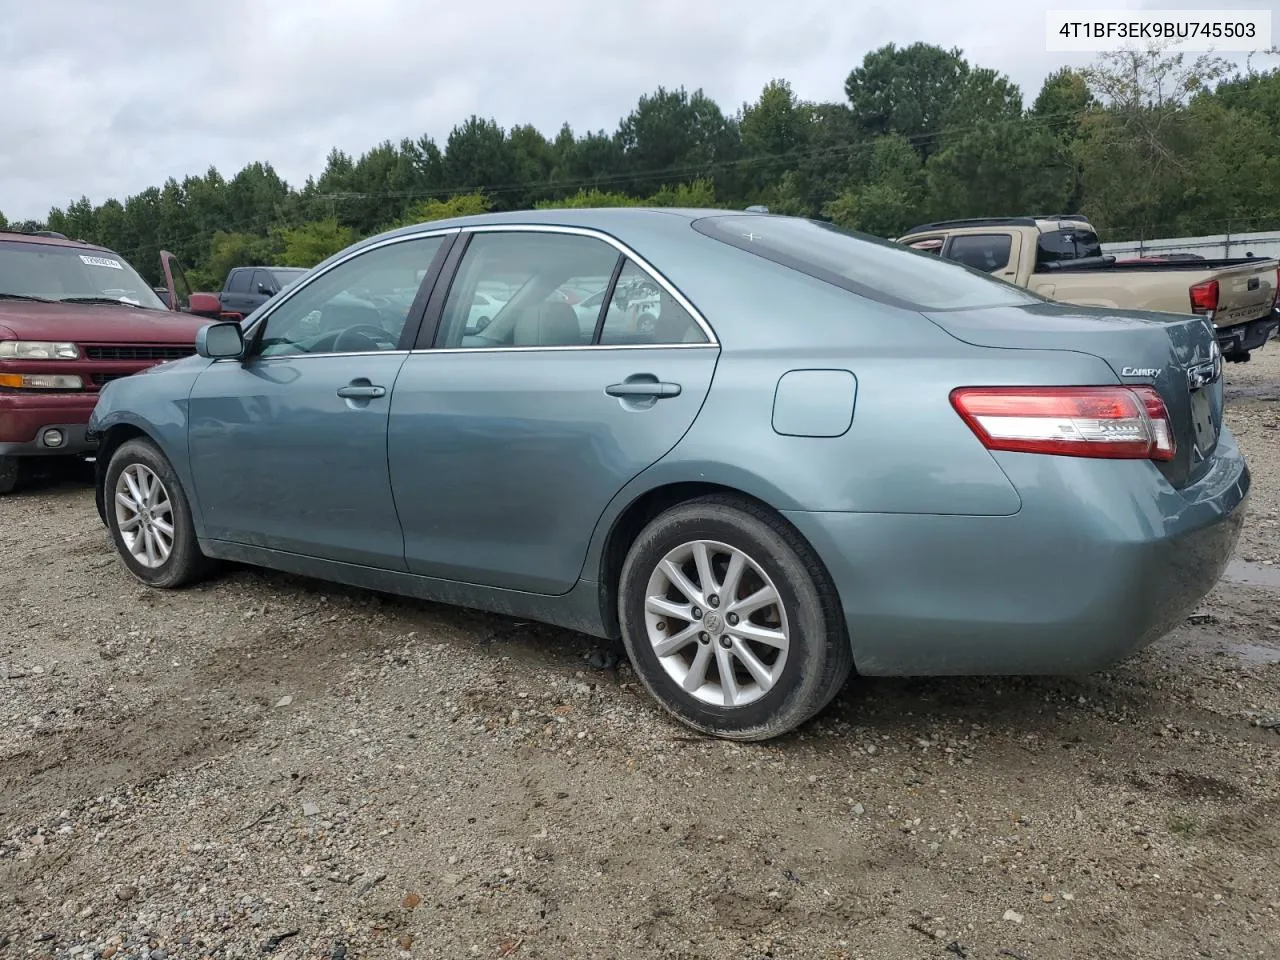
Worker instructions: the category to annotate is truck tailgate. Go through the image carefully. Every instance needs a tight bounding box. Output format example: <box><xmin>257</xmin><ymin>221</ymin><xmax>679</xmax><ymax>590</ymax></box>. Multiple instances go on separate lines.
<box><xmin>1213</xmin><ymin>261</ymin><xmax>1277</xmax><ymax>328</ymax></box>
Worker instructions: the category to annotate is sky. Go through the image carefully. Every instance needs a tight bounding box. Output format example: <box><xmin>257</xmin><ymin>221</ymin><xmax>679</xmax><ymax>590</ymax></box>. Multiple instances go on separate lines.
<box><xmin>0</xmin><ymin>0</ymin><xmax>1274</xmax><ymax>221</ymax></box>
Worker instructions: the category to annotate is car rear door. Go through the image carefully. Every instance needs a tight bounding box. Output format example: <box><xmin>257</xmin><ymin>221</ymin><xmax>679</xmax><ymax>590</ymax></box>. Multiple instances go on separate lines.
<box><xmin>387</xmin><ymin>227</ymin><xmax>720</xmax><ymax>595</ymax></box>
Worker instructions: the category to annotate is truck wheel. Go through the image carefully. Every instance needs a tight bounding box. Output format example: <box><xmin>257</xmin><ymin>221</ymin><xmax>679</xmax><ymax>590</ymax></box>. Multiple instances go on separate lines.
<box><xmin>0</xmin><ymin>457</ymin><xmax>18</xmax><ymax>495</ymax></box>
<box><xmin>105</xmin><ymin>438</ymin><xmax>214</xmax><ymax>588</ymax></box>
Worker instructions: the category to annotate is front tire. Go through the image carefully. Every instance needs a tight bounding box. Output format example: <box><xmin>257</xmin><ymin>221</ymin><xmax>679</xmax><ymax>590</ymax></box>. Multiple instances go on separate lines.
<box><xmin>0</xmin><ymin>456</ymin><xmax>18</xmax><ymax>495</ymax></box>
<box><xmin>105</xmin><ymin>438</ymin><xmax>213</xmax><ymax>588</ymax></box>
<box><xmin>618</xmin><ymin>495</ymin><xmax>853</xmax><ymax>741</ymax></box>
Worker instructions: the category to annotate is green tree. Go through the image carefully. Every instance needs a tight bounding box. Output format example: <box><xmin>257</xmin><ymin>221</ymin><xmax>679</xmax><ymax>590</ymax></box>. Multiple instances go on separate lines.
<box><xmin>1075</xmin><ymin>45</ymin><xmax>1235</xmax><ymax>237</ymax></box>
<box><xmin>823</xmin><ymin>135</ymin><xmax>928</xmax><ymax>236</ymax></box>
<box><xmin>615</xmin><ymin>87</ymin><xmax>740</xmax><ymax>196</ymax></box>
<box><xmin>647</xmin><ymin>179</ymin><xmax>719</xmax><ymax>208</ymax></box>
<box><xmin>444</xmin><ymin>116</ymin><xmax>516</xmax><ymax>206</ymax></box>
<box><xmin>739</xmin><ymin>79</ymin><xmax>810</xmax><ymax>196</ymax></box>
<box><xmin>845</xmin><ymin>43</ymin><xmax>1022</xmax><ymax>160</ymax></box>
<box><xmin>272</xmin><ymin>218</ymin><xmax>359</xmax><ymax>268</ymax></box>
<box><xmin>0</xmin><ymin>209</ymin><xmax>7</xmax><ymax>230</ymax></box>
<box><xmin>507</xmin><ymin>124</ymin><xmax>554</xmax><ymax>207</ymax></box>
<box><xmin>927</xmin><ymin>121</ymin><xmax>1075</xmax><ymax>219</ymax></box>
<box><xmin>388</xmin><ymin>192</ymin><xmax>491</xmax><ymax>229</ymax></box>
<box><xmin>190</xmin><ymin>230</ymin><xmax>280</xmax><ymax>290</ymax></box>
<box><xmin>535</xmin><ymin>188</ymin><xmax>642</xmax><ymax>209</ymax></box>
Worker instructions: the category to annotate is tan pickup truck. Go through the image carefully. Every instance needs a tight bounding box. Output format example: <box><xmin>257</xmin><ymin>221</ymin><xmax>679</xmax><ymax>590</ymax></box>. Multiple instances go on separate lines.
<box><xmin>896</xmin><ymin>215</ymin><xmax>1280</xmax><ymax>362</ymax></box>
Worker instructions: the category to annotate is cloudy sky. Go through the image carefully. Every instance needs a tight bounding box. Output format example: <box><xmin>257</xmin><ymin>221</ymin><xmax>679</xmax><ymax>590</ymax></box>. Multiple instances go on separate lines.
<box><xmin>0</xmin><ymin>0</ymin><xmax>1273</xmax><ymax>221</ymax></box>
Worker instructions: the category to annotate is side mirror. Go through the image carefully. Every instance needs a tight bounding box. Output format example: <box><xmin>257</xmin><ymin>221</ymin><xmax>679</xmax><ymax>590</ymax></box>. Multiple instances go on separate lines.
<box><xmin>187</xmin><ymin>292</ymin><xmax>223</xmax><ymax>319</ymax></box>
<box><xmin>257</xmin><ymin>282</ymin><xmax>275</xmax><ymax>296</ymax></box>
<box><xmin>195</xmin><ymin>321</ymin><xmax>245</xmax><ymax>360</ymax></box>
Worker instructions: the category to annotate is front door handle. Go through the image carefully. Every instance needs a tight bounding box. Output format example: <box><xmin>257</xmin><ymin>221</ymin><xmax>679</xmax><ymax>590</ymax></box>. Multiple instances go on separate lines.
<box><xmin>336</xmin><ymin>381</ymin><xmax>386</xmax><ymax>400</ymax></box>
<box><xmin>605</xmin><ymin>380</ymin><xmax>681</xmax><ymax>399</ymax></box>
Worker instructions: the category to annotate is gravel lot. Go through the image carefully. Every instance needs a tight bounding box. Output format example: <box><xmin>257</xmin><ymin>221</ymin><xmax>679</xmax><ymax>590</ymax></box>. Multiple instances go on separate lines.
<box><xmin>2</xmin><ymin>348</ymin><xmax>1278</xmax><ymax>960</ymax></box>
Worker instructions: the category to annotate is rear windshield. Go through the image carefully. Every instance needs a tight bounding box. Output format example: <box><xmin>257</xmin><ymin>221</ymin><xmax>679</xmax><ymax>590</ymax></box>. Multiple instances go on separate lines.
<box><xmin>0</xmin><ymin>240</ymin><xmax>167</xmax><ymax>310</ymax></box>
<box><xmin>1035</xmin><ymin>228</ymin><xmax>1103</xmax><ymax>266</ymax></box>
<box><xmin>690</xmin><ymin>215</ymin><xmax>1039</xmax><ymax>311</ymax></box>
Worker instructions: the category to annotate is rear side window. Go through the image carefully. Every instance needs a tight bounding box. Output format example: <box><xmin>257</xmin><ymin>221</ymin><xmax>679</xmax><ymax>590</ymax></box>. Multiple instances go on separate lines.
<box><xmin>691</xmin><ymin>215</ymin><xmax>1039</xmax><ymax>312</ymax></box>
<box><xmin>946</xmin><ymin>234</ymin><xmax>1012</xmax><ymax>273</ymax></box>
<box><xmin>227</xmin><ymin>269</ymin><xmax>251</xmax><ymax>293</ymax></box>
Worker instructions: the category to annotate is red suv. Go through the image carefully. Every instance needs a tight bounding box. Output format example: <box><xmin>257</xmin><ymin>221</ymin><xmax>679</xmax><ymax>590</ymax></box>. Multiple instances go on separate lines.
<box><xmin>0</xmin><ymin>231</ymin><xmax>218</xmax><ymax>493</ymax></box>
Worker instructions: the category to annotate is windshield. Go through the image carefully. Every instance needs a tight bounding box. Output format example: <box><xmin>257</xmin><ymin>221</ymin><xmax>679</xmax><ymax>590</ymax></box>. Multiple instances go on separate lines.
<box><xmin>0</xmin><ymin>240</ymin><xmax>167</xmax><ymax>310</ymax></box>
<box><xmin>270</xmin><ymin>268</ymin><xmax>307</xmax><ymax>289</ymax></box>
<box><xmin>691</xmin><ymin>215</ymin><xmax>1041</xmax><ymax>312</ymax></box>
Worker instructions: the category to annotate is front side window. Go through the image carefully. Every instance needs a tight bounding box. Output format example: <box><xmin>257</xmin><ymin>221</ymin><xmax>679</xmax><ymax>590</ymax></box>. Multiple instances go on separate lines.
<box><xmin>252</xmin><ymin>269</ymin><xmax>278</xmax><ymax>295</ymax></box>
<box><xmin>945</xmin><ymin>234</ymin><xmax>1013</xmax><ymax>273</ymax></box>
<box><xmin>0</xmin><ymin>240</ymin><xmax>168</xmax><ymax>310</ymax></box>
<box><xmin>270</xmin><ymin>268</ymin><xmax>307</xmax><ymax>290</ymax></box>
<box><xmin>254</xmin><ymin>236</ymin><xmax>445</xmax><ymax>357</ymax></box>
<box><xmin>436</xmin><ymin>232</ymin><xmax>620</xmax><ymax>348</ymax></box>
<box><xmin>692</xmin><ymin>215</ymin><xmax>1040</xmax><ymax>312</ymax></box>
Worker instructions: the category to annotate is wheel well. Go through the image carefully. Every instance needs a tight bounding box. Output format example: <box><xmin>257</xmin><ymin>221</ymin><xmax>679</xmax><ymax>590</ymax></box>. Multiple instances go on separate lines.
<box><xmin>93</xmin><ymin>424</ymin><xmax>149</xmax><ymax>523</ymax></box>
<box><xmin>597</xmin><ymin>482</ymin><xmax>804</xmax><ymax>637</ymax></box>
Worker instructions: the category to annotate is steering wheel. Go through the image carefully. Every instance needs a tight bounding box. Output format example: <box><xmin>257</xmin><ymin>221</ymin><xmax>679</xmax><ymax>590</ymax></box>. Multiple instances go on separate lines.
<box><xmin>333</xmin><ymin>323</ymin><xmax>398</xmax><ymax>353</ymax></box>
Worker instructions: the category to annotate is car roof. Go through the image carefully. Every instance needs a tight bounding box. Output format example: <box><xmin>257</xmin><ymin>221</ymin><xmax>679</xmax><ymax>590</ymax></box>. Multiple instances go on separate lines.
<box><xmin>0</xmin><ymin>229</ymin><xmax>114</xmax><ymax>254</ymax></box>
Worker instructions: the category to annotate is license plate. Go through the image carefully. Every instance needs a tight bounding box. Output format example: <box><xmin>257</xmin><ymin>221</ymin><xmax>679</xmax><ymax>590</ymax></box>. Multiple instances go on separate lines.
<box><xmin>1189</xmin><ymin>387</ymin><xmax>1218</xmax><ymax>455</ymax></box>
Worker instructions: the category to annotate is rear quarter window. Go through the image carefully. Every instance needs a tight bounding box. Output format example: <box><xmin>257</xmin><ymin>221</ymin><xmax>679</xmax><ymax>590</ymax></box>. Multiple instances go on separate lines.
<box><xmin>691</xmin><ymin>215</ymin><xmax>1039</xmax><ymax>312</ymax></box>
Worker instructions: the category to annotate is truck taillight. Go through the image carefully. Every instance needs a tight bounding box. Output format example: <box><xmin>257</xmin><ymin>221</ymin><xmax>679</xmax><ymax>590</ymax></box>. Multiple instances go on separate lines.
<box><xmin>1189</xmin><ymin>279</ymin><xmax>1219</xmax><ymax>314</ymax></box>
<box><xmin>950</xmin><ymin>386</ymin><xmax>1175</xmax><ymax>462</ymax></box>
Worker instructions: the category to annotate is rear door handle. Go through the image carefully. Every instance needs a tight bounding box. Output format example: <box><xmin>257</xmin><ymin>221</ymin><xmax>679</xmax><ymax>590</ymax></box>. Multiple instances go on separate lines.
<box><xmin>336</xmin><ymin>382</ymin><xmax>386</xmax><ymax>399</ymax></box>
<box><xmin>605</xmin><ymin>381</ymin><xmax>681</xmax><ymax>398</ymax></box>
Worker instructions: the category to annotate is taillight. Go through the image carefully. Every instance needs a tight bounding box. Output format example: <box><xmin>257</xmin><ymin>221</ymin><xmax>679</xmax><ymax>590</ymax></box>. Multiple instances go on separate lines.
<box><xmin>1189</xmin><ymin>279</ymin><xmax>1219</xmax><ymax>314</ymax></box>
<box><xmin>950</xmin><ymin>386</ymin><xmax>1176</xmax><ymax>462</ymax></box>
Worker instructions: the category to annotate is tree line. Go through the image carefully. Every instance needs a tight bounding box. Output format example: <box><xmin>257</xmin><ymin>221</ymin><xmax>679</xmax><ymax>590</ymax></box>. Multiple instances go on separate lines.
<box><xmin>2</xmin><ymin>42</ymin><xmax>1278</xmax><ymax>289</ymax></box>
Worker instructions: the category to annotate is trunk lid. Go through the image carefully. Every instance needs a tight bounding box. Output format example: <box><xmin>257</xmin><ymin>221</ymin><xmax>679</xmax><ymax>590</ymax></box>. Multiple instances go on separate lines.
<box><xmin>923</xmin><ymin>302</ymin><xmax>1223</xmax><ymax>489</ymax></box>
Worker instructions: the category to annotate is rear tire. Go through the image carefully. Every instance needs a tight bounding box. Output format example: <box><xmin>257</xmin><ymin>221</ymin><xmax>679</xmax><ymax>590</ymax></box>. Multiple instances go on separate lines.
<box><xmin>618</xmin><ymin>495</ymin><xmax>853</xmax><ymax>741</ymax></box>
<box><xmin>105</xmin><ymin>438</ymin><xmax>214</xmax><ymax>588</ymax></box>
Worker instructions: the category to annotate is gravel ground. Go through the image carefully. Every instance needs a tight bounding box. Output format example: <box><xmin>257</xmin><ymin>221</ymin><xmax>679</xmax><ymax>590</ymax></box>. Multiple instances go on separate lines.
<box><xmin>1</xmin><ymin>348</ymin><xmax>1278</xmax><ymax>960</ymax></box>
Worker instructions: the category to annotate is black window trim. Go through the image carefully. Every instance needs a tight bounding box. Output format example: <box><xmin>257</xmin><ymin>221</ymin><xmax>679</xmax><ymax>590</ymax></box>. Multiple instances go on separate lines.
<box><xmin>417</xmin><ymin>224</ymin><xmax>718</xmax><ymax>353</ymax></box>
<box><xmin>228</xmin><ymin>229</ymin><xmax>461</xmax><ymax>362</ymax></box>
<box><xmin>591</xmin><ymin>254</ymin><xmax>627</xmax><ymax>345</ymax></box>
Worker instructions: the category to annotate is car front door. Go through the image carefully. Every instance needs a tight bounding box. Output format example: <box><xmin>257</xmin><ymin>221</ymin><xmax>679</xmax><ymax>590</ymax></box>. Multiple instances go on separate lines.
<box><xmin>387</xmin><ymin>228</ymin><xmax>720</xmax><ymax>595</ymax></box>
<box><xmin>186</xmin><ymin>232</ymin><xmax>454</xmax><ymax>568</ymax></box>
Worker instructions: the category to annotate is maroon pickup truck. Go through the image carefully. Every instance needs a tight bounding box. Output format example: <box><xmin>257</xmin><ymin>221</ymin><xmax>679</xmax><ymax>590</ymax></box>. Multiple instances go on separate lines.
<box><xmin>0</xmin><ymin>231</ymin><xmax>219</xmax><ymax>493</ymax></box>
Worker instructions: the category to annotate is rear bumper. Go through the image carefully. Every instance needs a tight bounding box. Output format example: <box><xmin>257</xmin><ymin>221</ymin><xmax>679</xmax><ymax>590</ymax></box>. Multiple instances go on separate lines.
<box><xmin>1217</xmin><ymin>312</ymin><xmax>1280</xmax><ymax>358</ymax></box>
<box><xmin>785</xmin><ymin>430</ymin><xmax>1250</xmax><ymax>677</ymax></box>
<box><xmin>0</xmin><ymin>393</ymin><xmax>98</xmax><ymax>456</ymax></box>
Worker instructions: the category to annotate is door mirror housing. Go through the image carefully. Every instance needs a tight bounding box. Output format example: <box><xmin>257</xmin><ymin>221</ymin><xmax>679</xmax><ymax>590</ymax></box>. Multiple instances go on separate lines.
<box><xmin>187</xmin><ymin>292</ymin><xmax>223</xmax><ymax>318</ymax></box>
<box><xmin>257</xmin><ymin>282</ymin><xmax>275</xmax><ymax>296</ymax></box>
<box><xmin>195</xmin><ymin>321</ymin><xmax>245</xmax><ymax>360</ymax></box>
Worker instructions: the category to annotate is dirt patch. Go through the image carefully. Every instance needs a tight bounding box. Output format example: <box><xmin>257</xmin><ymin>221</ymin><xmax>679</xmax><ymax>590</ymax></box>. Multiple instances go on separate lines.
<box><xmin>0</xmin><ymin>350</ymin><xmax>1277</xmax><ymax>959</ymax></box>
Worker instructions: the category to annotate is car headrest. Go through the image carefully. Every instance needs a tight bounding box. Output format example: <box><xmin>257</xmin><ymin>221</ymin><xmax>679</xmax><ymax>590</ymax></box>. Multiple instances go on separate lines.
<box><xmin>514</xmin><ymin>300</ymin><xmax>581</xmax><ymax>347</ymax></box>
